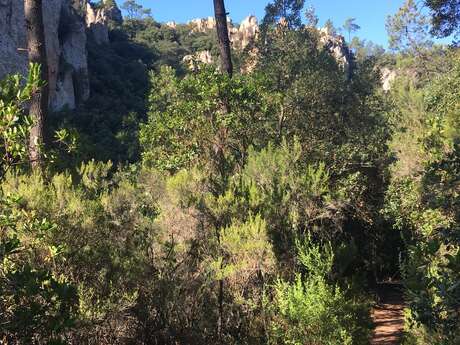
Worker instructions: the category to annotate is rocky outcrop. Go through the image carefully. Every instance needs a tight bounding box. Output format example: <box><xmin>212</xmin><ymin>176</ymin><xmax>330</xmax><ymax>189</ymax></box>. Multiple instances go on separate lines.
<box><xmin>184</xmin><ymin>16</ymin><xmax>352</xmax><ymax>76</ymax></box>
<box><xmin>0</xmin><ymin>0</ymin><xmax>28</xmax><ymax>80</ymax></box>
<box><xmin>188</xmin><ymin>15</ymin><xmax>258</xmax><ymax>50</ymax></box>
<box><xmin>183</xmin><ymin>50</ymin><xmax>213</xmax><ymax>70</ymax></box>
<box><xmin>166</xmin><ymin>21</ymin><xmax>177</xmax><ymax>29</ymax></box>
<box><xmin>86</xmin><ymin>3</ymin><xmax>109</xmax><ymax>45</ymax></box>
<box><xmin>318</xmin><ymin>27</ymin><xmax>353</xmax><ymax>78</ymax></box>
<box><xmin>188</xmin><ymin>16</ymin><xmax>217</xmax><ymax>32</ymax></box>
<box><xmin>86</xmin><ymin>0</ymin><xmax>123</xmax><ymax>45</ymax></box>
<box><xmin>229</xmin><ymin>15</ymin><xmax>258</xmax><ymax>50</ymax></box>
<box><xmin>381</xmin><ymin>67</ymin><xmax>397</xmax><ymax>91</ymax></box>
<box><xmin>0</xmin><ymin>0</ymin><xmax>120</xmax><ymax>111</ymax></box>
<box><xmin>54</xmin><ymin>2</ymin><xmax>90</xmax><ymax>110</ymax></box>
<box><xmin>101</xmin><ymin>0</ymin><xmax>122</xmax><ymax>24</ymax></box>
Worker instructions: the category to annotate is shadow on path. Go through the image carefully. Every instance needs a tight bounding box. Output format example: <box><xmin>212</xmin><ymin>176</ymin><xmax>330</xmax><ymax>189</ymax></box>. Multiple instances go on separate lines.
<box><xmin>370</xmin><ymin>283</ymin><xmax>405</xmax><ymax>345</ymax></box>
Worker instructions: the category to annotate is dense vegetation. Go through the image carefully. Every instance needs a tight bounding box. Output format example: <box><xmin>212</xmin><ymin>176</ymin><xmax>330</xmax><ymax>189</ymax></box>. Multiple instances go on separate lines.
<box><xmin>1</xmin><ymin>0</ymin><xmax>459</xmax><ymax>344</ymax></box>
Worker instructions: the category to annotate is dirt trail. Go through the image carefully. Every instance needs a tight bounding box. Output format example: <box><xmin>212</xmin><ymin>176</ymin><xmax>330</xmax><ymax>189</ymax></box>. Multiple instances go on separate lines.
<box><xmin>370</xmin><ymin>283</ymin><xmax>405</xmax><ymax>345</ymax></box>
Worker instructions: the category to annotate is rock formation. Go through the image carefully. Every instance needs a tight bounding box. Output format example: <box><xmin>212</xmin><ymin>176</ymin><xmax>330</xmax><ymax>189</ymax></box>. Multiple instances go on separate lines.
<box><xmin>86</xmin><ymin>0</ymin><xmax>123</xmax><ymax>45</ymax></box>
<box><xmin>319</xmin><ymin>27</ymin><xmax>353</xmax><ymax>78</ymax></box>
<box><xmin>0</xmin><ymin>0</ymin><xmax>28</xmax><ymax>81</ymax></box>
<box><xmin>188</xmin><ymin>15</ymin><xmax>258</xmax><ymax>50</ymax></box>
<box><xmin>184</xmin><ymin>16</ymin><xmax>353</xmax><ymax>75</ymax></box>
<box><xmin>86</xmin><ymin>3</ymin><xmax>110</xmax><ymax>45</ymax></box>
<box><xmin>166</xmin><ymin>21</ymin><xmax>177</xmax><ymax>29</ymax></box>
<box><xmin>188</xmin><ymin>16</ymin><xmax>218</xmax><ymax>32</ymax></box>
<box><xmin>183</xmin><ymin>50</ymin><xmax>213</xmax><ymax>70</ymax></box>
<box><xmin>381</xmin><ymin>67</ymin><xmax>397</xmax><ymax>91</ymax></box>
<box><xmin>0</xmin><ymin>0</ymin><xmax>121</xmax><ymax>111</ymax></box>
<box><xmin>229</xmin><ymin>15</ymin><xmax>258</xmax><ymax>50</ymax></box>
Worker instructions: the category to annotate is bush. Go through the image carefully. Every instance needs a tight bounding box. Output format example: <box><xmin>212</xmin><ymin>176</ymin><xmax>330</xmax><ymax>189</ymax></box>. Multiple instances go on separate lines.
<box><xmin>267</xmin><ymin>239</ymin><xmax>371</xmax><ymax>345</ymax></box>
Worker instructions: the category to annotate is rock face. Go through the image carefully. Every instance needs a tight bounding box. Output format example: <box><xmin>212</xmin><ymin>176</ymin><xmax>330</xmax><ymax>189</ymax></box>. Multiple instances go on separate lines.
<box><xmin>51</xmin><ymin>0</ymin><xmax>90</xmax><ymax>110</ymax></box>
<box><xmin>183</xmin><ymin>50</ymin><xmax>213</xmax><ymax>70</ymax></box>
<box><xmin>0</xmin><ymin>0</ymin><xmax>28</xmax><ymax>80</ymax></box>
<box><xmin>0</xmin><ymin>0</ymin><xmax>120</xmax><ymax>111</ymax></box>
<box><xmin>86</xmin><ymin>3</ymin><xmax>110</xmax><ymax>45</ymax></box>
<box><xmin>230</xmin><ymin>15</ymin><xmax>258</xmax><ymax>50</ymax></box>
<box><xmin>319</xmin><ymin>27</ymin><xmax>353</xmax><ymax>78</ymax></box>
<box><xmin>166</xmin><ymin>21</ymin><xmax>177</xmax><ymax>29</ymax></box>
<box><xmin>86</xmin><ymin>0</ymin><xmax>123</xmax><ymax>45</ymax></box>
<box><xmin>188</xmin><ymin>16</ymin><xmax>217</xmax><ymax>32</ymax></box>
<box><xmin>188</xmin><ymin>15</ymin><xmax>258</xmax><ymax>50</ymax></box>
<box><xmin>381</xmin><ymin>67</ymin><xmax>397</xmax><ymax>91</ymax></box>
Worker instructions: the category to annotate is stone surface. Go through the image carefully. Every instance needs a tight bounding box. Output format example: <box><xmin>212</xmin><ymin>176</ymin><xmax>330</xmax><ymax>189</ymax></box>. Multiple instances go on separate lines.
<box><xmin>188</xmin><ymin>15</ymin><xmax>258</xmax><ymax>50</ymax></box>
<box><xmin>166</xmin><ymin>21</ymin><xmax>176</xmax><ymax>29</ymax></box>
<box><xmin>86</xmin><ymin>3</ymin><xmax>109</xmax><ymax>45</ymax></box>
<box><xmin>183</xmin><ymin>50</ymin><xmax>213</xmax><ymax>70</ymax></box>
<box><xmin>102</xmin><ymin>0</ymin><xmax>122</xmax><ymax>25</ymax></box>
<box><xmin>188</xmin><ymin>16</ymin><xmax>217</xmax><ymax>32</ymax></box>
<box><xmin>0</xmin><ymin>0</ymin><xmax>119</xmax><ymax>111</ymax></box>
<box><xmin>55</xmin><ymin>1</ymin><xmax>90</xmax><ymax>109</ymax></box>
<box><xmin>0</xmin><ymin>0</ymin><xmax>28</xmax><ymax>79</ymax></box>
<box><xmin>319</xmin><ymin>27</ymin><xmax>353</xmax><ymax>78</ymax></box>
<box><xmin>230</xmin><ymin>15</ymin><xmax>258</xmax><ymax>50</ymax></box>
<box><xmin>381</xmin><ymin>67</ymin><xmax>397</xmax><ymax>91</ymax></box>
<box><xmin>86</xmin><ymin>0</ymin><xmax>122</xmax><ymax>45</ymax></box>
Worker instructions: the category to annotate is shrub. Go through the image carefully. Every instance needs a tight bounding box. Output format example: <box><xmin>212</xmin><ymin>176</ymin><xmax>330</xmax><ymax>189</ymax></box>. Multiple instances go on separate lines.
<box><xmin>267</xmin><ymin>239</ymin><xmax>371</xmax><ymax>345</ymax></box>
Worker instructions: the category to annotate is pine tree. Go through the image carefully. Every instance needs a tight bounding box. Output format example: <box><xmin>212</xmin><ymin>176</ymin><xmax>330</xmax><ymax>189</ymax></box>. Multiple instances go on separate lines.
<box><xmin>425</xmin><ymin>0</ymin><xmax>460</xmax><ymax>37</ymax></box>
<box><xmin>343</xmin><ymin>17</ymin><xmax>360</xmax><ymax>42</ymax></box>
<box><xmin>262</xmin><ymin>0</ymin><xmax>305</xmax><ymax>30</ymax></box>
<box><xmin>24</xmin><ymin>0</ymin><xmax>48</xmax><ymax>170</ymax></box>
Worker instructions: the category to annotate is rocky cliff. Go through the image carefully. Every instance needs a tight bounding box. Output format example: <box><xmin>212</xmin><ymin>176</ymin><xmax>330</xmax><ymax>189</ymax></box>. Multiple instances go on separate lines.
<box><xmin>188</xmin><ymin>15</ymin><xmax>259</xmax><ymax>50</ymax></box>
<box><xmin>318</xmin><ymin>27</ymin><xmax>353</xmax><ymax>78</ymax></box>
<box><xmin>0</xmin><ymin>0</ymin><xmax>121</xmax><ymax>111</ymax></box>
<box><xmin>185</xmin><ymin>15</ymin><xmax>353</xmax><ymax>75</ymax></box>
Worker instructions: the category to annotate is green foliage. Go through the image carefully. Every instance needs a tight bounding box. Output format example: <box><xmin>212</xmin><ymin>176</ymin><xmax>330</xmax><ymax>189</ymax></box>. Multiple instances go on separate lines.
<box><xmin>386</xmin><ymin>0</ymin><xmax>433</xmax><ymax>54</ymax></box>
<box><xmin>239</xmin><ymin>142</ymin><xmax>342</xmax><ymax>254</ymax></box>
<box><xmin>0</xmin><ymin>69</ymin><xmax>79</xmax><ymax>344</ymax></box>
<box><xmin>324</xmin><ymin>19</ymin><xmax>338</xmax><ymax>35</ymax></box>
<box><xmin>140</xmin><ymin>66</ymin><xmax>273</xmax><ymax>172</ymax></box>
<box><xmin>50</xmin><ymin>31</ymin><xmax>151</xmax><ymax>166</ymax></box>
<box><xmin>121</xmin><ymin>0</ymin><xmax>151</xmax><ymax>20</ymax></box>
<box><xmin>0</xmin><ymin>64</ymin><xmax>42</xmax><ymax>176</ymax></box>
<box><xmin>349</xmin><ymin>37</ymin><xmax>386</xmax><ymax>62</ymax></box>
<box><xmin>3</xmin><ymin>4</ymin><xmax>446</xmax><ymax>343</ymax></box>
<box><xmin>304</xmin><ymin>5</ymin><xmax>319</xmax><ymax>27</ymax></box>
<box><xmin>121</xmin><ymin>18</ymin><xmax>219</xmax><ymax>73</ymax></box>
<box><xmin>385</xmin><ymin>51</ymin><xmax>460</xmax><ymax>343</ymax></box>
<box><xmin>217</xmin><ymin>215</ymin><xmax>274</xmax><ymax>281</ymax></box>
<box><xmin>262</xmin><ymin>0</ymin><xmax>305</xmax><ymax>30</ymax></box>
<box><xmin>268</xmin><ymin>239</ymin><xmax>371</xmax><ymax>345</ymax></box>
<box><xmin>0</xmin><ymin>194</ymin><xmax>78</xmax><ymax>343</ymax></box>
<box><xmin>425</xmin><ymin>0</ymin><xmax>460</xmax><ymax>38</ymax></box>
<box><xmin>0</xmin><ymin>166</ymin><xmax>85</xmax><ymax>341</ymax></box>
<box><xmin>343</xmin><ymin>17</ymin><xmax>361</xmax><ymax>42</ymax></box>
<box><xmin>0</xmin><ymin>165</ymin><xmax>161</xmax><ymax>343</ymax></box>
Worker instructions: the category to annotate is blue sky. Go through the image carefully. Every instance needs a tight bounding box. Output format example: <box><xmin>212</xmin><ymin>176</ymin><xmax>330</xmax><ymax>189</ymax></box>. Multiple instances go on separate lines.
<box><xmin>133</xmin><ymin>1</ymin><xmax>406</xmax><ymax>47</ymax></box>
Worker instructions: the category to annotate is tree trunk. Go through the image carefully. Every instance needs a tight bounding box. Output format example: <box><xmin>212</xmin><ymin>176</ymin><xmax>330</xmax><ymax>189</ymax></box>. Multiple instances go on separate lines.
<box><xmin>24</xmin><ymin>0</ymin><xmax>49</xmax><ymax>170</ymax></box>
<box><xmin>213</xmin><ymin>0</ymin><xmax>233</xmax><ymax>77</ymax></box>
<box><xmin>212</xmin><ymin>2</ymin><xmax>233</xmax><ymax>340</ymax></box>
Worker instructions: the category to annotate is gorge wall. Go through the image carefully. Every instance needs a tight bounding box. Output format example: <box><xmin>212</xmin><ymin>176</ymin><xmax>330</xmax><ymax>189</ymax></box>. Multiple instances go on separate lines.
<box><xmin>0</xmin><ymin>0</ymin><xmax>121</xmax><ymax>111</ymax></box>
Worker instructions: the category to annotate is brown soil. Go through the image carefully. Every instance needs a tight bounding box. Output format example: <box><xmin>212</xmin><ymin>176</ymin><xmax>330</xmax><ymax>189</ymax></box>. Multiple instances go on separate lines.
<box><xmin>370</xmin><ymin>283</ymin><xmax>405</xmax><ymax>345</ymax></box>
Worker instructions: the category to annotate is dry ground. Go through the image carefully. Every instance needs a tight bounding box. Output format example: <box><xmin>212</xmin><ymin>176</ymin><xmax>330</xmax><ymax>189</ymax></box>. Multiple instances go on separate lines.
<box><xmin>371</xmin><ymin>284</ymin><xmax>405</xmax><ymax>345</ymax></box>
